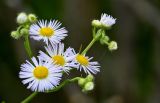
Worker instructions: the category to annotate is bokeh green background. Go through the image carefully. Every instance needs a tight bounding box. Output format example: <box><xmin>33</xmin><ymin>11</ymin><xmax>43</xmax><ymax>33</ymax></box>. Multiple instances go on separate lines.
<box><xmin>0</xmin><ymin>0</ymin><xmax>160</xmax><ymax>103</ymax></box>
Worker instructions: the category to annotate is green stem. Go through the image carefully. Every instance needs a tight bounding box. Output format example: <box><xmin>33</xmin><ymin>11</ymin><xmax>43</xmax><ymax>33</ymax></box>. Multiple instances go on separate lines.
<box><xmin>82</xmin><ymin>29</ymin><xmax>102</xmax><ymax>55</ymax></box>
<box><xmin>21</xmin><ymin>92</ymin><xmax>38</xmax><ymax>103</ymax></box>
<box><xmin>47</xmin><ymin>77</ymin><xmax>80</xmax><ymax>93</ymax></box>
<box><xmin>24</xmin><ymin>35</ymin><xmax>33</xmax><ymax>58</ymax></box>
<box><xmin>92</xmin><ymin>27</ymin><xmax>96</xmax><ymax>37</ymax></box>
<box><xmin>81</xmin><ymin>38</ymin><xmax>97</xmax><ymax>55</ymax></box>
<box><xmin>104</xmin><ymin>41</ymin><xmax>110</xmax><ymax>45</ymax></box>
<box><xmin>21</xmin><ymin>35</ymin><xmax>35</xmax><ymax>103</ymax></box>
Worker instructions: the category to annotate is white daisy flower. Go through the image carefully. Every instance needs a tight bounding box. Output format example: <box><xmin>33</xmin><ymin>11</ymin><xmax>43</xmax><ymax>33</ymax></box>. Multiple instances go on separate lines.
<box><xmin>29</xmin><ymin>20</ymin><xmax>68</xmax><ymax>45</ymax></box>
<box><xmin>19</xmin><ymin>57</ymin><xmax>62</xmax><ymax>92</ymax></box>
<box><xmin>74</xmin><ymin>53</ymin><xmax>100</xmax><ymax>75</ymax></box>
<box><xmin>100</xmin><ymin>13</ymin><xmax>116</xmax><ymax>27</ymax></box>
<box><xmin>39</xmin><ymin>43</ymin><xmax>76</xmax><ymax>73</ymax></box>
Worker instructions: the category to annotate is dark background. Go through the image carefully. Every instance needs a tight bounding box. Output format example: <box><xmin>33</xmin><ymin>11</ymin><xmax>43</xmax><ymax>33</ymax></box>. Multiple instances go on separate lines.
<box><xmin>0</xmin><ymin>0</ymin><xmax>160</xmax><ymax>103</ymax></box>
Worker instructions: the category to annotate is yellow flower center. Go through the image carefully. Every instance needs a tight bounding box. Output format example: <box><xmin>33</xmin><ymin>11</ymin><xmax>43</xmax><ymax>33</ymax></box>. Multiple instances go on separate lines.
<box><xmin>52</xmin><ymin>55</ymin><xmax>65</xmax><ymax>66</ymax></box>
<box><xmin>76</xmin><ymin>54</ymin><xmax>89</xmax><ymax>66</ymax></box>
<box><xmin>39</xmin><ymin>27</ymin><xmax>54</xmax><ymax>37</ymax></box>
<box><xmin>33</xmin><ymin>66</ymin><xmax>49</xmax><ymax>79</ymax></box>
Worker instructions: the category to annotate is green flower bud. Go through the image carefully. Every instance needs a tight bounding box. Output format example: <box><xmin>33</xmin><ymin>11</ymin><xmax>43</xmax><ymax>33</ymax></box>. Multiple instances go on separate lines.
<box><xmin>20</xmin><ymin>28</ymin><xmax>29</xmax><ymax>36</ymax></box>
<box><xmin>108</xmin><ymin>41</ymin><xmax>118</xmax><ymax>51</ymax></box>
<box><xmin>92</xmin><ymin>20</ymin><xmax>101</xmax><ymax>28</ymax></box>
<box><xmin>83</xmin><ymin>82</ymin><xmax>94</xmax><ymax>92</ymax></box>
<box><xmin>78</xmin><ymin>78</ymin><xmax>86</xmax><ymax>86</ymax></box>
<box><xmin>17</xmin><ymin>12</ymin><xmax>28</xmax><ymax>24</ymax></box>
<box><xmin>28</xmin><ymin>14</ymin><xmax>37</xmax><ymax>23</ymax></box>
<box><xmin>86</xmin><ymin>75</ymin><xmax>94</xmax><ymax>82</ymax></box>
<box><xmin>11</xmin><ymin>31</ymin><xmax>21</xmax><ymax>39</ymax></box>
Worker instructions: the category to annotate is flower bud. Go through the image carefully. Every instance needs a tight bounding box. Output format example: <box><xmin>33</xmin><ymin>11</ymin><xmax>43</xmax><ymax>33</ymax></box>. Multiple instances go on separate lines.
<box><xmin>20</xmin><ymin>28</ymin><xmax>29</xmax><ymax>36</ymax></box>
<box><xmin>86</xmin><ymin>75</ymin><xmax>94</xmax><ymax>82</ymax></box>
<box><xmin>11</xmin><ymin>31</ymin><xmax>21</xmax><ymax>39</ymax></box>
<box><xmin>17</xmin><ymin>12</ymin><xmax>28</xmax><ymax>24</ymax></box>
<box><xmin>83</xmin><ymin>82</ymin><xmax>94</xmax><ymax>92</ymax></box>
<box><xmin>108</xmin><ymin>41</ymin><xmax>118</xmax><ymax>51</ymax></box>
<box><xmin>78</xmin><ymin>78</ymin><xmax>86</xmax><ymax>86</ymax></box>
<box><xmin>92</xmin><ymin>20</ymin><xmax>101</xmax><ymax>28</ymax></box>
<box><xmin>28</xmin><ymin>14</ymin><xmax>37</xmax><ymax>23</ymax></box>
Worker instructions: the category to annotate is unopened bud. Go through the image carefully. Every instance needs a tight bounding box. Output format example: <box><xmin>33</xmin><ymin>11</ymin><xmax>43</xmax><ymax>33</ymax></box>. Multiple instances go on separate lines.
<box><xmin>28</xmin><ymin>14</ymin><xmax>37</xmax><ymax>23</ymax></box>
<box><xmin>11</xmin><ymin>31</ymin><xmax>21</xmax><ymax>39</ymax></box>
<box><xmin>20</xmin><ymin>28</ymin><xmax>29</xmax><ymax>36</ymax></box>
<box><xmin>92</xmin><ymin>20</ymin><xmax>101</xmax><ymax>27</ymax></box>
<box><xmin>17</xmin><ymin>12</ymin><xmax>28</xmax><ymax>24</ymax></box>
<box><xmin>78</xmin><ymin>78</ymin><xmax>86</xmax><ymax>86</ymax></box>
<box><xmin>86</xmin><ymin>75</ymin><xmax>94</xmax><ymax>82</ymax></box>
<box><xmin>108</xmin><ymin>41</ymin><xmax>118</xmax><ymax>51</ymax></box>
<box><xmin>83</xmin><ymin>82</ymin><xmax>94</xmax><ymax>92</ymax></box>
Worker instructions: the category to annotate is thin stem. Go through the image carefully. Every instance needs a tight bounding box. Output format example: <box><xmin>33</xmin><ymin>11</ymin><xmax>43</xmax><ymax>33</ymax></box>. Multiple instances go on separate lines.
<box><xmin>24</xmin><ymin>35</ymin><xmax>33</xmax><ymax>58</ymax></box>
<box><xmin>21</xmin><ymin>77</ymin><xmax>79</xmax><ymax>103</ymax></box>
<box><xmin>47</xmin><ymin>77</ymin><xmax>80</xmax><ymax>93</ymax></box>
<box><xmin>82</xmin><ymin>29</ymin><xmax>102</xmax><ymax>55</ymax></box>
<box><xmin>104</xmin><ymin>41</ymin><xmax>110</xmax><ymax>45</ymax></box>
<box><xmin>81</xmin><ymin>38</ymin><xmax>97</xmax><ymax>55</ymax></box>
<box><xmin>21</xmin><ymin>35</ymin><xmax>35</xmax><ymax>103</ymax></box>
<box><xmin>92</xmin><ymin>27</ymin><xmax>96</xmax><ymax>37</ymax></box>
<box><xmin>21</xmin><ymin>92</ymin><xmax>38</xmax><ymax>103</ymax></box>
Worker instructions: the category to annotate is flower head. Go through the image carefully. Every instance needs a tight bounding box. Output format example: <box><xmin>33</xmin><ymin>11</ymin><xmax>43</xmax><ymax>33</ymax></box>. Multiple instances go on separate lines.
<box><xmin>100</xmin><ymin>13</ymin><xmax>116</xmax><ymax>28</ymax></box>
<box><xmin>39</xmin><ymin>43</ymin><xmax>76</xmax><ymax>73</ymax></box>
<box><xmin>73</xmin><ymin>54</ymin><xmax>100</xmax><ymax>74</ymax></box>
<box><xmin>92</xmin><ymin>13</ymin><xmax>116</xmax><ymax>29</ymax></box>
<box><xmin>29</xmin><ymin>20</ymin><xmax>68</xmax><ymax>45</ymax></box>
<box><xmin>19</xmin><ymin>57</ymin><xmax>62</xmax><ymax>92</ymax></box>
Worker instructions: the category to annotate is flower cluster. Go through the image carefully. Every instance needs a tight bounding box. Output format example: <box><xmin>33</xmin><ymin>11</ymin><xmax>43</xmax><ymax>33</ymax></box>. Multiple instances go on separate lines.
<box><xmin>92</xmin><ymin>13</ymin><xmax>118</xmax><ymax>51</ymax></box>
<box><xmin>11</xmin><ymin>12</ymin><xmax>117</xmax><ymax>93</ymax></box>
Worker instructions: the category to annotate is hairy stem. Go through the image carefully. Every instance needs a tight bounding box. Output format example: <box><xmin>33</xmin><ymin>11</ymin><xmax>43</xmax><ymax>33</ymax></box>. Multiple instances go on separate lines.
<box><xmin>24</xmin><ymin>35</ymin><xmax>33</xmax><ymax>58</ymax></box>
<box><xmin>21</xmin><ymin>92</ymin><xmax>38</xmax><ymax>103</ymax></box>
